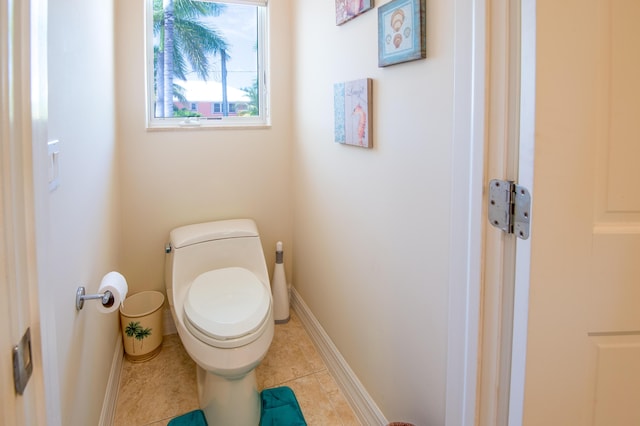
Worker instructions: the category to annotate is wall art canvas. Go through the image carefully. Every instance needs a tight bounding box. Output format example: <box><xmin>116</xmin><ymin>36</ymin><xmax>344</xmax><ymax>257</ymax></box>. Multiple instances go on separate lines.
<box><xmin>378</xmin><ymin>0</ymin><xmax>426</xmax><ymax>67</ymax></box>
<box><xmin>334</xmin><ymin>78</ymin><xmax>372</xmax><ymax>148</ymax></box>
<box><xmin>336</xmin><ymin>0</ymin><xmax>373</xmax><ymax>26</ymax></box>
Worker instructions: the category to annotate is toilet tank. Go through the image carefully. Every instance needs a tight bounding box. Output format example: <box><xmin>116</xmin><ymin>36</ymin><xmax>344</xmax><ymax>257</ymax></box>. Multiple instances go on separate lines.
<box><xmin>165</xmin><ymin>219</ymin><xmax>270</xmax><ymax>302</ymax></box>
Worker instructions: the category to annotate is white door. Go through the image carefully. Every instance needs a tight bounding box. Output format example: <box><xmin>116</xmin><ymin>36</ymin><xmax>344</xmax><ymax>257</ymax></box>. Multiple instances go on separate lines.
<box><xmin>1</xmin><ymin>0</ymin><xmax>46</xmax><ymax>423</ymax></box>
<box><xmin>522</xmin><ymin>0</ymin><xmax>640</xmax><ymax>424</ymax></box>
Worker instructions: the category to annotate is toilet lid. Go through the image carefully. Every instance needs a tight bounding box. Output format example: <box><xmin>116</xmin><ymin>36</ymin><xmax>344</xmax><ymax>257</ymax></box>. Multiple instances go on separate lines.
<box><xmin>185</xmin><ymin>267</ymin><xmax>270</xmax><ymax>340</ymax></box>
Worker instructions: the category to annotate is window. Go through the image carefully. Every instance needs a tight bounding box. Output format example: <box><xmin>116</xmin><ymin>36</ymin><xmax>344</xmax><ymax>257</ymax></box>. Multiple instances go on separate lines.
<box><xmin>145</xmin><ymin>0</ymin><xmax>269</xmax><ymax>129</ymax></box>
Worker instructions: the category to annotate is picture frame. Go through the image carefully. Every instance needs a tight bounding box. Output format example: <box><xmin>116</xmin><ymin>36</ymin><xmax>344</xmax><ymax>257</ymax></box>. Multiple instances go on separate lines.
<box><xmin>377</xmin><ymin>0</ymin><xmax>426</xmax><ymax>67</ymax></box>
<box><xmin>334</xmin><ymin>78</ymin><xmax>373</xmax><ymax>148</ymax></box>
<box><xmin>335</xmin><ymin>0</ymin><xmax>374</xmax><ymax>26</ymax></box>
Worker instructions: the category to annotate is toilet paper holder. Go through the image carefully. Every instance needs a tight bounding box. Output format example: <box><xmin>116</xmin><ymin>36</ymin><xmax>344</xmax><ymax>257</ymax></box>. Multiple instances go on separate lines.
<box><xmin>75</xmin><ymin>286</ymin><xmax>114</xmax><ymax>311</ymax></box>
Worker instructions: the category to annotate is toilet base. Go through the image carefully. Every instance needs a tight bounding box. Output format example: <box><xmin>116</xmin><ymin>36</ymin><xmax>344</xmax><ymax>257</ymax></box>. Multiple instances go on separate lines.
<box><xmin>197</xmin><ymin>365</ymin><xmax>261</xmax><ymax>426</ymax></box>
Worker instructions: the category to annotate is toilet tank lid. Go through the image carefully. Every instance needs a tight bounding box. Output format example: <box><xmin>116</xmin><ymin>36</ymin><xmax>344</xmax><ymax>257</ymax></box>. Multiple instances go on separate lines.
<box><xmin>170</xmin><ymin>219</ymin><xmax>259</xmax><ymax>249</ymax></box>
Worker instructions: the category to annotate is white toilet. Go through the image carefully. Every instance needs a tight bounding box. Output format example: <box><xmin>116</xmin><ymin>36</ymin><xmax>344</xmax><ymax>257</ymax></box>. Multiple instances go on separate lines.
<box><xmin>165</xmin><ymin>218</ymin><xmax>274</xmax><ymax>426</ymax></box>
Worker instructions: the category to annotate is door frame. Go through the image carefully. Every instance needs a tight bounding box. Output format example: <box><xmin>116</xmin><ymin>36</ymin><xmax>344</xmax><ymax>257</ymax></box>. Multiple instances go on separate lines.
<box><xmin>508</xmin><ymin>0</ymin><xmax>535</xmax><ymax>423</ymax></box>
<box><xmin>445</xmin><ymin>0</ymin><xmax>487</xmax><ymax>425</ymax></box>
<box><xmin>446</xmin><ymin>0</ymin><xmax>536</xmax><ymax>424</ymax></box>
<box><xmin>1</xmin><ymin>0</ymin><xmax>47</xmax><ymax>423</ymax></box>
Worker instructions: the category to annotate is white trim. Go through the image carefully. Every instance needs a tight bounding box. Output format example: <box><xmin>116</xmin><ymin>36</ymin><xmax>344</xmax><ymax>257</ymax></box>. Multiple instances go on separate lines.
<box><xmin>30</xmin><ymin>0</ymin><xmax>58</xmax><ymax>421</ymax></box>
<box><xmin>445</xmin><ymin>0</ymin><xmax>486</xmax><ymax>425</ymax></box>
<box><xmin>99</xmin><ymin>334</ymin><xmax>124</xmax><ymax>426</ymax></box>
<box><xmin>508</xmin><ymin>0</ymin><xmax>535</xmax><ymax>424</ymax></box>
<box><xmin>290</xmin><ymin>288</ymin><xmax>388</xmax><ymax>426</ymax></box>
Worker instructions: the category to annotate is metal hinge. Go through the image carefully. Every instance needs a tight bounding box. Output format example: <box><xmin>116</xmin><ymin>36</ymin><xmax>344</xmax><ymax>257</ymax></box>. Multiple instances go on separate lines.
<box><xmin>488</xmin><ymin>179</ymin><xmax>531</xmax><ymax>240</ymax></box>
<box><xmin>13</xmin><ymin>327</ymin><xmax>33</xmax><ymax>395</ymax></box>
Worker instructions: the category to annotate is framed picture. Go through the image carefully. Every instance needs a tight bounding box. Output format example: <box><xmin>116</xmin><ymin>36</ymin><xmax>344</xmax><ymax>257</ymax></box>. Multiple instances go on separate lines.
<box><xmin>334</xmin><ymin>78</ymin><xmax>373</xmax><ymax>148</ymax></box>
<box><xmin>377</xmin><ymin>0</ymin><xmax>426</xmax><ymax>67</ymax></box>
<box><xmin>335</xmin><ymin>0</ymin><xmax>374</xmax><ymax>26</ymax></box>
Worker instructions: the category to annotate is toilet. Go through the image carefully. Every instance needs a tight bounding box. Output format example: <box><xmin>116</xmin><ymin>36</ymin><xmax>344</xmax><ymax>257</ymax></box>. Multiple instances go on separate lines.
<box><xmin>165</xmin><ymin>218</ymin><xmax>274</xmax><ymax>425</ymax></box>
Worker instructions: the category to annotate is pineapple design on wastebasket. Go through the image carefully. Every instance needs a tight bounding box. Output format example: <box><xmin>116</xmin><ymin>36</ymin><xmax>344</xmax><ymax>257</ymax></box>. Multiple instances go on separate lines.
<box><xmin>124</xmin><ymin>321</ymin><xmax>152</xmax><ymax>354</ymax></box>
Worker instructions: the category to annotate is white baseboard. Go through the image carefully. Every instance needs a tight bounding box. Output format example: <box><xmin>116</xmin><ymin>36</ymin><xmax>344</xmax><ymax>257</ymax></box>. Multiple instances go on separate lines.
<box><xmin>290</xmin><ymin>288</ymin><xmax>388</xmax><ymax>426</ymax></box>
<box><xmin>99</xmin><ymin>332</ymin><xmax>123</xmax><ymax>426</ymax></box>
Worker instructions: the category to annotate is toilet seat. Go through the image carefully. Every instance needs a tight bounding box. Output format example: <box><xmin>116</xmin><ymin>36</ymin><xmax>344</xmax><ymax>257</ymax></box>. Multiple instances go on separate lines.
<box><xmin>184</xmin><ymin>267</ymin><xmax>270</xmax><ymax>348</ymax></box>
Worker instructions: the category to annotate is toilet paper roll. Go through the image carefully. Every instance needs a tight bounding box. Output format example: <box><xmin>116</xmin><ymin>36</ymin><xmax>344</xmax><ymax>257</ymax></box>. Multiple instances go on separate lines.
<box><xmin>97</xmin><ymin>271</ymin><xmax>128</xmax><ymax>313</ymax></box>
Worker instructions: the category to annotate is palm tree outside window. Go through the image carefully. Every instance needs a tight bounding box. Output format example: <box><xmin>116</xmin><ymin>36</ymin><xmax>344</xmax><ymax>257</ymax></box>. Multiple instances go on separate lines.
<box><xmin>146</xmin><ymin>0</ymin><xmax>269</xmax><ymax>128</ymax></box>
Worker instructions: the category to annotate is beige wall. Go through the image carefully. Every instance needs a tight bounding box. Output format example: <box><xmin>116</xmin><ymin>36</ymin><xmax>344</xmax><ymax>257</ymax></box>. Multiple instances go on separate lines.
<box><xmin>115</xmin><ymin>0</ymin><xmax>293</xmax><ymax>295</ymax></box>
<box><xmin>44</xmin><ymin>0</ymin><xmax>121</xmax><ymax>423</ymax></box>
<box><xmin>290</xmin><ymin>1</ymin><xmax>454</xmax><ymax>423</ymax></box>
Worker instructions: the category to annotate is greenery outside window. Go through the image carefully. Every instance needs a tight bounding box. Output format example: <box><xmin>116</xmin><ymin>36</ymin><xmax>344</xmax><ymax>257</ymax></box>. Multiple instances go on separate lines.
<box><xmin>145</xmin><ymin>0</ymin><xmax>269</xmax><ymax>129</ymax></box>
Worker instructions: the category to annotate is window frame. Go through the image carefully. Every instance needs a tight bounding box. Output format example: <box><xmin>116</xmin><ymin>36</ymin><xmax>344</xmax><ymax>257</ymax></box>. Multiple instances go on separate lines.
<box><xmin>144</xmin><ymin>0</ymin><xmax>270</xmax><ymax>130</ymax></box>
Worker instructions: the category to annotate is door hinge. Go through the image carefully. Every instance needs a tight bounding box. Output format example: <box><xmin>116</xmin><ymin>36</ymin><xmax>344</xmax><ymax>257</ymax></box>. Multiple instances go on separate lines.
<box><xmin>488</xmin><ymin>179</ymin><xmax>531</xmax><ymax>240</ymax></box>
<box><xmin>13</xmin><ymin>327</ymin><xmax>33</xmax><ymax>395</ymax></box>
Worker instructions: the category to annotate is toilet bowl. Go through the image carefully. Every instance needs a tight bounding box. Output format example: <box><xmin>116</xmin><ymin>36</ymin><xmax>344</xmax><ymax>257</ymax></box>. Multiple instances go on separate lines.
<box><xmin>165</xmin><ymin>219</ymin><xmax>274</xmax><ymax>425</ymax></box>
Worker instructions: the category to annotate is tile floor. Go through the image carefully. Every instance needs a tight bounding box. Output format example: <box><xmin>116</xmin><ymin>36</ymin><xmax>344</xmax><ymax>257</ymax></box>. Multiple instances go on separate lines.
<box><xmin>113</xmin><ymin>310</ymin><xmax>361</xmax><ymax>426</ymax></box>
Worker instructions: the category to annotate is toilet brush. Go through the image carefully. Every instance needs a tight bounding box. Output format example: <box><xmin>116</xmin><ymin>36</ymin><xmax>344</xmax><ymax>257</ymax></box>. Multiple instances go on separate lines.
<box><xmin>272</xmin><ymin>241</ymin><xmax>290</xmax><ymax>323</ymax></box>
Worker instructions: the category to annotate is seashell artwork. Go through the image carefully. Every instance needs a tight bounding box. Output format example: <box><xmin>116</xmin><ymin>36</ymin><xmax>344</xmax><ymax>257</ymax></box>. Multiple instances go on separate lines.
<box><xmin>335</xmin><ymin>0</ymin><xmax>374</xmax><ymax>26</ymax></box>
<box><xmin>334</xmin><ymin>78</ymin><xmax>373</xmax><ymax>148</ymax></box>
<box><xmin>378</xmin><ymin>0</ymin><xmax>426</xmax><ymax>67</ymax></box>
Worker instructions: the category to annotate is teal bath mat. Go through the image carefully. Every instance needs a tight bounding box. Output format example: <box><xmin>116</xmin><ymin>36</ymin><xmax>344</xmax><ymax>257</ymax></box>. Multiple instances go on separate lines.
<box><xmin>167</xmin><ymin>386</ymin><xmax>306</xmax><ymax>426</ymax></box>
<box><xmin>260</xmin><ymin>386</ymin><xmax>307</xmax><ymax>426</ymax></box>
<box><xmin>167</xmin><ymin>409</ymin><xmax>207</xmax><ymax>426</ymax></box>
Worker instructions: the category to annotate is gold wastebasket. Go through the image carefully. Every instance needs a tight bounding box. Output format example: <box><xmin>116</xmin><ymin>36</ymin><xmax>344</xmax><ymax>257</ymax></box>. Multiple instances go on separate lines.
<box><xmin>119</xmin><ymin>291</ymin><xmax>165</xmax><ymax>362</ymax></box>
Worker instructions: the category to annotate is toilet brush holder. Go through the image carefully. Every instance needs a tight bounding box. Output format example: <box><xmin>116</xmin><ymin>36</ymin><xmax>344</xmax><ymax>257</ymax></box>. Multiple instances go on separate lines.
<box><xmin>272</xmin><ymin>241</ymin><xmax>290</xmax><ymax>323</ymax></box>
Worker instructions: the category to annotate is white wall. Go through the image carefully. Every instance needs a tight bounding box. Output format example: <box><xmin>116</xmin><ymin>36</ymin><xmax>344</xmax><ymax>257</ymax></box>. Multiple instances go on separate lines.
<box><xmin>115</xmin><ymin>0</ymin><xmax>293</xmax><ymax>296</ymax></box>
<box><xmin>290</xmin><ymin>1</ymin><xmax>454</xmax><ymax>424</ymax></box>
<box><xmin>43</xmin><ymin>0</ymin><xmax>121</xmax><ymax>423</ymax></box>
